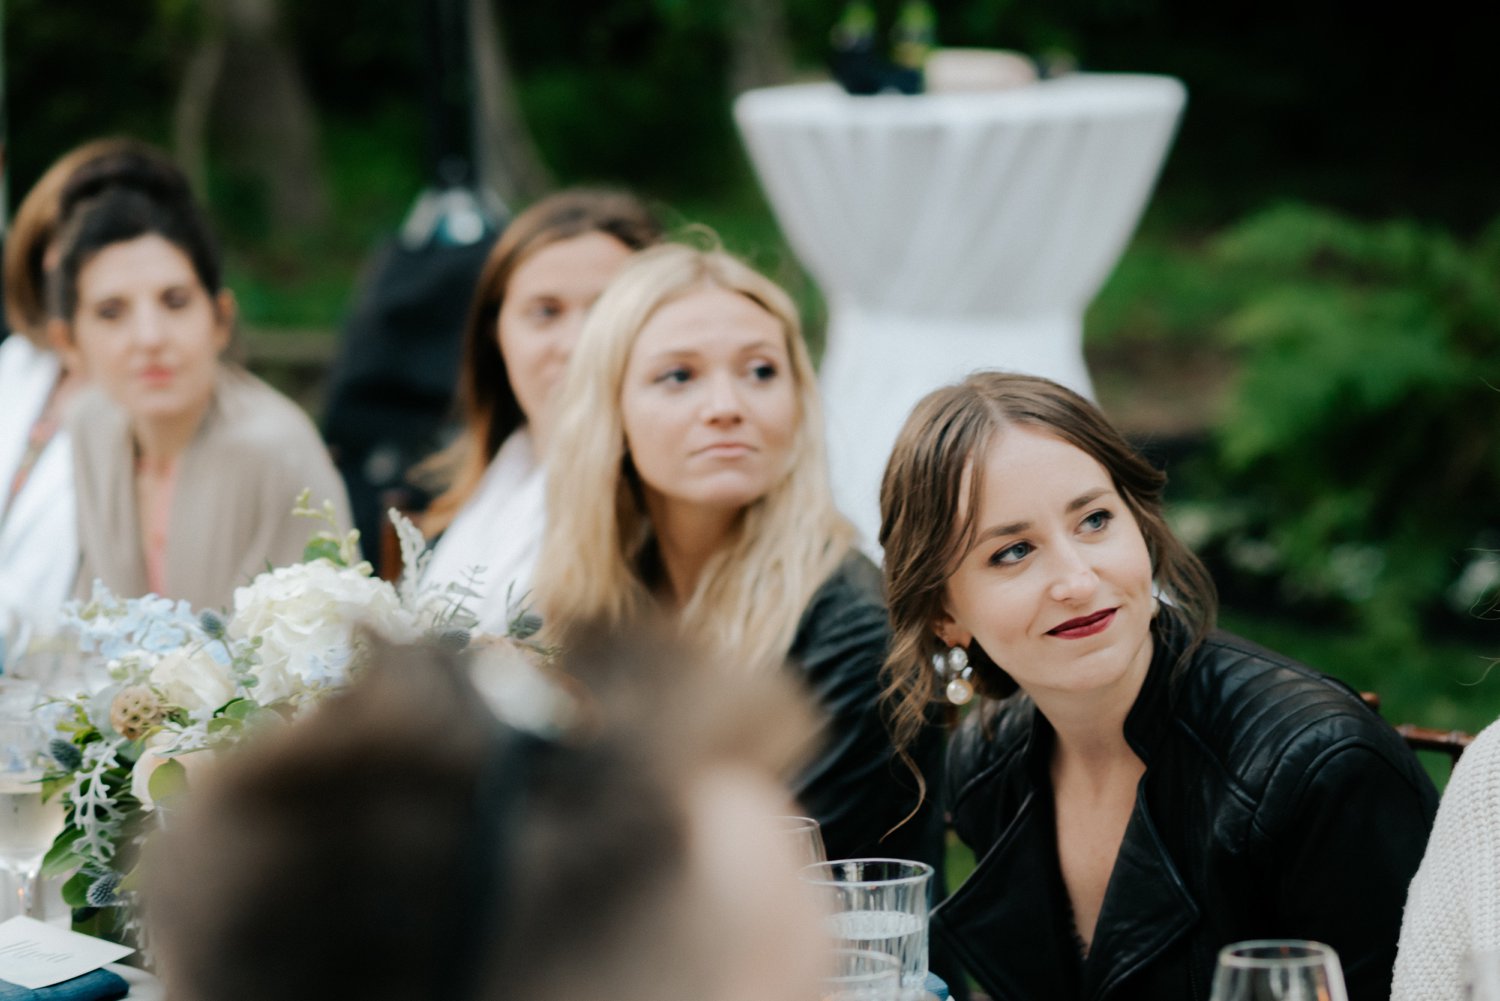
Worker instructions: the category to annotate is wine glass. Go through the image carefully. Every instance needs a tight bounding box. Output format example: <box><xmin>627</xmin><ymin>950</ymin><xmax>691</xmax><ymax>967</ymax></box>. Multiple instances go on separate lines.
<box><xmin>0</xmin><ymin>608</ymin><xmax>34</xmax><ymax>677</ymax></box>
<box><xmin>0</xmin><ymin>679</ymin><xmax>67</xmax><ymax>919</ymax></box>
<box><xmin>1210</xmin><ymin>940</ymin><xmax>1349</xmax><ymax>1001</ymax></box>
<box><xmin>779</xmin><ymin>815</ymin><xmax>828</xmax><ymax>867</ymax></box>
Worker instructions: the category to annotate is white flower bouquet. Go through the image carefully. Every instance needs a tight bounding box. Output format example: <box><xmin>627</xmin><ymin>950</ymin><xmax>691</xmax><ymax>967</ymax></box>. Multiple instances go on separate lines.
<box><xmin>38</xmin><ymin>496</ymin><xmax>533</xmax><ymax>945</ymax></box>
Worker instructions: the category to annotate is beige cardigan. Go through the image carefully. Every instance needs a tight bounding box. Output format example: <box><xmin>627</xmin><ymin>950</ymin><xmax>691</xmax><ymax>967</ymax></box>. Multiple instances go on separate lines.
<box><xmin>69</xmin><ymin>365</ymin><xmax>352</xmax><ymax>611</ymax></box>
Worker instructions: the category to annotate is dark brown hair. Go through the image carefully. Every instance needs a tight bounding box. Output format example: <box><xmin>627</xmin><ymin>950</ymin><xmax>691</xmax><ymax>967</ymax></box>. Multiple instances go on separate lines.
<box><xmin>145</xmin><ymin>625</ymin><xmax>814</xmax><ymax>1001</ymax></box>
<box><xmin>419</xmin><ymin>189</ymin><xmax>663</xmax><ymax>535</ymax></box>
<box><xmin>2</xmin><ymin>138</ymin><xmax>174</xmax><ymax>343</ymax></box>
<box><xmin>878</xmin><ymin>372</ymin><xmax>1217</xmax><ymax>754</ymax></box>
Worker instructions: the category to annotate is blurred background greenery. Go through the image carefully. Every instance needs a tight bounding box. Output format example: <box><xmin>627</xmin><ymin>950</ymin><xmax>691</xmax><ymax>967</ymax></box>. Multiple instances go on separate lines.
<box><xmin>4</xmin><ymin>0</ymin><xmax>1496</xmax><ymax>750</ymax></box>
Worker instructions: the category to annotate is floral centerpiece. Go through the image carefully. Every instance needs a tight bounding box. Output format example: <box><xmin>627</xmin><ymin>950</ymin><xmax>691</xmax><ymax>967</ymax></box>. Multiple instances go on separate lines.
<box><xmin>38</xmin><ymin>496</ymin><xmax>532</xmax><ymax>946</ymax></box>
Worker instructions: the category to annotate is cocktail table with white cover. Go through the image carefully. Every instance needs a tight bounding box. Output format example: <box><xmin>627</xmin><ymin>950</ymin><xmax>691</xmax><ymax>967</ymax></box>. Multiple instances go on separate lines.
<box><xmin>734</xmin><ymin>73</ymin><xmax>1185</xmax><ymax>549</ymax></box>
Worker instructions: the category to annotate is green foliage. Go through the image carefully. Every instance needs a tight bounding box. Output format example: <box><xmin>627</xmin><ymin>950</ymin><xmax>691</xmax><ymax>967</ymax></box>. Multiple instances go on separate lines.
<box><xmin>145</xmin><ymin>759</ymin><xmax>188</xmax><ymax>806</ymax></box>
<box><xmin>1188</xmin><ymin>204</ymin><xmax>1500</xmax><ymax>644</ymax></box>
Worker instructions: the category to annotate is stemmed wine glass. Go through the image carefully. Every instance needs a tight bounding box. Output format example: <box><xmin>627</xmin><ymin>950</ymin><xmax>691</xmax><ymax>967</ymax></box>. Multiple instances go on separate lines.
<box><xmin>1</xmin><ymin>608</ymin><xmax>34</xmax><ymax>677</ymax></box>
<box><xmin>0</xmin><ymin>679</ymin><xmax>67</xmax><ymax>919</ymax></box>
<box><xmin>1210</xmin><ymin>940</ymin><xmax>1349</xmax><ymax>1001</ymax></box>
<box><xmin>779</xmin><ymin>815</ymin><xmax>828</xmax><ymax>868</ymax></box>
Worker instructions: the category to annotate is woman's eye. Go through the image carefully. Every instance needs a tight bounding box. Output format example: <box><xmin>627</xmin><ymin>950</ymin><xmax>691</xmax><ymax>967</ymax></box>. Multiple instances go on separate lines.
<box><xmin>1081</xmin><ymin>510</ymin><xmax>1113</xmax><ymax>533</ymax></box>
<box><xmin>655</xmin><ymin>366</ymin><xmax>691</xmax><ymax>385</ymax></box>
<box><xmin>749</xmin><ymin>361</ymin><xmax>778</xmax><ymax>381</ymax></box>
<box><xmin>94</xmin><ymin>301</ymin><xmax>124</xmax><ymax>322</ymax></box>
<box><xmin>989</xmin><ymin>541</ymin><xmax>1032</xmax><ymax>567</ymax></box>
<box><xmin>527</xmin><ymin>300</ymin><xmax>563</xmax><ymax>323</ymax></box>
<box><xmin>163</xmin><ymin>288</ymin><xmax>193</xmax><ymax>309</ymax></box>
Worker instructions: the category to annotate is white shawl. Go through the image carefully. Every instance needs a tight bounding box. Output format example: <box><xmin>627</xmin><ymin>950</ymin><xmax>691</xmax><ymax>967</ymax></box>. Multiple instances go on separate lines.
<box><xmin>421</xmin><ymin>427</ymin><xmax>545</xmax><ymax>636</ymax></box>
<box><xmin>0</xmin><ymin>336</ymin><xmax>78</xmax><ymax>629</ymax></box>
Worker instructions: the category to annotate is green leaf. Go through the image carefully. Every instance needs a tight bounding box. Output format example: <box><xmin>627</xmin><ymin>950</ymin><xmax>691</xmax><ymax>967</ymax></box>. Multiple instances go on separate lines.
<box><xmin>41</xmin><ymin>775</ymin><xmax>72</xmax><ymax>802</ymax></box>
<box><xmin>117</xmin><ymin>862</ymin><xmax>143</xmax><ymax>895</ymax></box>
<box><xmin>148</xmin><ymin>759</ymin><xmax>189</xmax><ymax>805</ymax></box>
<box><xmin>207</xmin><ymin>717</ymin><xmax>241</xmax><ymax>738</ymax></box>
<box><xmin>61</xmin><ymin>871</ymin><xmax>93</xmax><ymax>908</ymax></box>
<box><xmin>222</xmin><ymin>698</ymin><xmax>259</xmax><ymax>721</ymax></box>
<box><xmin>40</xmin><ymin>827</ymin><xmax>85</xmax><ymax>879</ymax></box>
<box><xmin>302</xmin><ymin>536</ymin><xmax>343</xmax><ymax>564</ymax></box>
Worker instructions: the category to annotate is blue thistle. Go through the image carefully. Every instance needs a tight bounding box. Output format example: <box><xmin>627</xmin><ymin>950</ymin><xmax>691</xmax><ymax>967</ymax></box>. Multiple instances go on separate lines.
<box><xmin>435</xmin><ymin>627</ymin><xmax>471</xmax><ymax>651</ymax></box>
<box><xmin>86</xmin><ymin>871</ymin><xmax>123</xmax><ymax>907</ymax></box>
<box><xmin>49</xmin><ymin>738</ymin><xmax>82</xmax><ymax>771</ymax></box>
<box><xmin>199</xmin><ymin>609</ymin><xmax>227</xmax><ymax>639</ymax></box>
<box><xmin>511</xmin><ymin>613</ymin><xmax>542</xmax><ymax>640</ymax></box>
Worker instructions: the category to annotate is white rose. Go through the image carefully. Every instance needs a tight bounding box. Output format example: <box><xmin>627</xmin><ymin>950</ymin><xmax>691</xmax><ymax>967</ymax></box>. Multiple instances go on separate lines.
<box><xmin>149</xmin><ymin>647</ymin><xmax>235</xmax><ymax>717</ymax></box>
<box><xmin>228</xmin><ymin>561</ymin><xmax>420</xmax><ymax>698</ymax></box>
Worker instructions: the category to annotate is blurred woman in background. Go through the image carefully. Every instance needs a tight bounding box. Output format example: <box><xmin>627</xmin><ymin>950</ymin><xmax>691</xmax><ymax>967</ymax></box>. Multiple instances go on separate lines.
<box><xmin>51</xmin><ymin>146</ymin><xmax>348</xmax><ymax>610</ymax></box>
<box><xmin>532</xmin><ymin>242</ymin><xmax>944</xmax><ymax>867</ymax></box>
<box><xmin>0</xmin><ymin>138</ymin><xmax>158</xmax><ymax>631</ymax></box>
<box><xmin>417</xmin><ymin>189</ymin><xmax>662</xmax><ymax>632</ymax></box>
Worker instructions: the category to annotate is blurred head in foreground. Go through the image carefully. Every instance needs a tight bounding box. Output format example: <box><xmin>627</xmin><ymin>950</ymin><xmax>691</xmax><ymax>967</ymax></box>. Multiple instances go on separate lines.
<box><xmin>144</xmin><ymin>626</ymin><xmax>827</xmax><ymax>1001</ymax></box>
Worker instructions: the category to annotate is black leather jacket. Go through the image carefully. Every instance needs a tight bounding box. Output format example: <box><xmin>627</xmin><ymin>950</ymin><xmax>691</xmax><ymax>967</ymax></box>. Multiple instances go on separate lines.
<box><xmin>934</xmin><ymin>616</ymin><xmax>1438</xmax><ymax>1001</ymax></box>
<box><xmin>788</xmin><ymin>552</ymin><xmax>945</xmax><ymax>867</ymax></box>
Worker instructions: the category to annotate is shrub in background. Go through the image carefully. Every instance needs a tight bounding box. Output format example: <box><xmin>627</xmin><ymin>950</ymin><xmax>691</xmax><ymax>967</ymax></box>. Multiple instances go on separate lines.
<box><xmin>1181</xmin><ymin>204</ymin><xmax>1500</xmax><ymax>648</ymax></box>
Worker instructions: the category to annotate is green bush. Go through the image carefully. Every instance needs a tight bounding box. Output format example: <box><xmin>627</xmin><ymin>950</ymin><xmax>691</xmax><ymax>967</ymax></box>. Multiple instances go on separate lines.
<box><xmin>1182</xmin><ymin>204</ymin><xmax>1500</xmax><ymax>646</ymax></box>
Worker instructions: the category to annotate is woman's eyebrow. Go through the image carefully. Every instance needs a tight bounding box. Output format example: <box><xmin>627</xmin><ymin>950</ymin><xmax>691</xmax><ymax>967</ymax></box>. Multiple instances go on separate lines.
<box><xmin>971</xmin><ymin>488</ymin><xmax>1114</xmax><ymax>545</ymax></box>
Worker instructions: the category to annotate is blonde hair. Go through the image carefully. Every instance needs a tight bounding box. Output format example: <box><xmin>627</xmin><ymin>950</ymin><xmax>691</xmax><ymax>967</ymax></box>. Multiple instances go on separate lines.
<box><xmin>533</xmin><ymin>242</ymin><xmax>855</xmax><ymax>672</ymax></box>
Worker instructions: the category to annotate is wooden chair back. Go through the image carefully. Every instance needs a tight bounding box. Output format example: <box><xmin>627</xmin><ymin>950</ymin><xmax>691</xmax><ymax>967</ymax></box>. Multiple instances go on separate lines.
<box><xmin>1360</xmin><ymin>691</ymin><xmax>1474</xmax><ymax>768</ymax></box>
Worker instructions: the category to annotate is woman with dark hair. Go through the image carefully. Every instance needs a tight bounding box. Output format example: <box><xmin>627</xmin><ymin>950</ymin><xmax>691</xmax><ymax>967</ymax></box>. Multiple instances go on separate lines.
<box><xmin>0</xmin><ymin>138</ymin><xmax>170</xmax><ymax>628</ymax></box>
<box><xmin>51</xmin><ymin>150</ymin><xmax>348</xmax><ymax>610</ymax></box>
<box><xmin>417</xmin><ymin>189</ymin><xmax>662</xmax><ymax>631</ymax></box>
<box><xmin>878</xmin><ymin>371</ymin><xmax>1437</xmax><ymax>1001</ymax></box>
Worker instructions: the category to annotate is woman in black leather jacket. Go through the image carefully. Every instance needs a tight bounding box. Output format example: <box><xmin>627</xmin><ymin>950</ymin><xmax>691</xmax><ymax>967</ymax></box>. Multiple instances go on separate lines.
<box><xmin>878</xmin><ymin>372</ymin><xmax>1437</xmax><ymax>1001</ymax></box>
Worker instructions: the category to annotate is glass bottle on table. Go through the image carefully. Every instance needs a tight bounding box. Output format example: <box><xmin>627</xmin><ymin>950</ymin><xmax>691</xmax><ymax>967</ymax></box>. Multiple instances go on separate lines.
<box><xmin>890</xmin><ymin>0</ymin><xmax>936</xmax><ymax>93</ymax></box>
<box><xmin>830</xmin><ymin>1</ymin><xmax>882</xmax><ymax>95</ymax></box>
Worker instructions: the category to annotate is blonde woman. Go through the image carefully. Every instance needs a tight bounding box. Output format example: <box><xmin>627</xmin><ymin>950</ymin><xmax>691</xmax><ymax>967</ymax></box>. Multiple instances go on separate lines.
<box><xmin>533</xmin><ymin>242</ymin><xmax>943</xmax><ymax>865</ymax></box>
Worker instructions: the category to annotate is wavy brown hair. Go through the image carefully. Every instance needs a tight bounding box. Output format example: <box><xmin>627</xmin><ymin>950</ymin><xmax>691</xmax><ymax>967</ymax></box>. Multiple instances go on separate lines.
<box><xmin>878</xmin><ymin>372</ymin><xmax>1218</xmax><ymax>754</ymax></box>
<box><xmin>418</xmin><ymin>189</ymin><xmax>663</xmax><ymax>535</ymax></box>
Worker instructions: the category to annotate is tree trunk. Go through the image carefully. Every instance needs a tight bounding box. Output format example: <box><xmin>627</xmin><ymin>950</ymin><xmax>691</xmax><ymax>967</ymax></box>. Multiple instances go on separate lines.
<box><xmin>172</xmin><ymin>0</ymin><xmax>328</xmax><ymax>232</ymax></box>
<box><xmin>469</xmin><ymin>0</ymin><xmax>551</xmax><ymax>206</ymax></box>
<box><xmin>725</xmin><ymin>0</ymin><xmax>794</xmax><ymax>96</ymax></box>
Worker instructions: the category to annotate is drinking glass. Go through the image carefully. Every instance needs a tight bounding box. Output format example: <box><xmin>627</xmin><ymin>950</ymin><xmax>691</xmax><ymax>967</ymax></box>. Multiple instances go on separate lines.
<box><xmin>779</xmin><ymin>815</ymin><xmax>828</xmax><ymax>868</ymax></box>
<box><xmin>0</xmin><ymin>609</ymin><xmax>33</xmax><ymax>677</ymax></box>
<box><xmin>0</xmin><ymin>679</ymin><xmax>67</xmax><ymax>919</ymax></box>
<box><xmin>821</xmin><ymin>948</ymin><xmax>902</xmax><ymax>1001</ymax></box>
<box><xmin>801</xmin><ymin>858</ymin><xmax>933</xmax><ymax>997</ymax></box>
<box><xmin>1209</xmin><ymin>940</ymin><xmax>1349</xmax><ymax>1001</ymax></box>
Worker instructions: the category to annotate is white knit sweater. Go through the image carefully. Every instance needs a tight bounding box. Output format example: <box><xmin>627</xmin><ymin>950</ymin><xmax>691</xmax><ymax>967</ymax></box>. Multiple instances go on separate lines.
<box><xmin>1391</xmin><ymin>718</ymin><xmax>1500</xmax><ymax>1000</ymax></box>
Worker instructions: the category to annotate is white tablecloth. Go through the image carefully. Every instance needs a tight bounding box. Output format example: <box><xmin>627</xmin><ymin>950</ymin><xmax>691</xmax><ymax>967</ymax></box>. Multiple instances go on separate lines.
<box><xmin>734</xmin><ymin>73</ymin><xmax>1185</xmax><ymax>549</ymax></box>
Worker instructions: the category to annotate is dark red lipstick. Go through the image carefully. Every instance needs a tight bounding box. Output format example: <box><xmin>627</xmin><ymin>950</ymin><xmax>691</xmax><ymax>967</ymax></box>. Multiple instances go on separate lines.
<box><xmin>1047</xmin><ymin>608</ymin><xmax>1117</xmax><ymax>638</ymax></box>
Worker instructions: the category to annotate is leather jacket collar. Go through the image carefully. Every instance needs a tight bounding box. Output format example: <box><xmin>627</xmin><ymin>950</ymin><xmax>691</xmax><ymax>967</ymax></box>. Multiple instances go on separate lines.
<box><xmin>933</xmin><ymin>622</ymin><xmax>1202</xmax><ymax>1001</ymax></box>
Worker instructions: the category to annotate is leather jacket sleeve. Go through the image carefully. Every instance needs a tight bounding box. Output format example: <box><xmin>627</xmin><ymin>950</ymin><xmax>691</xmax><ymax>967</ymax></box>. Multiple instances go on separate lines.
<box><xmin>1256</xmin><ymin>738</ymin><xmax>1437</xmax><ymax>1001</ymax></box>
<box><xmin>787</xmin><ymin>553</ymin><xmax>944</xmax><ymax>866</ymax></box>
